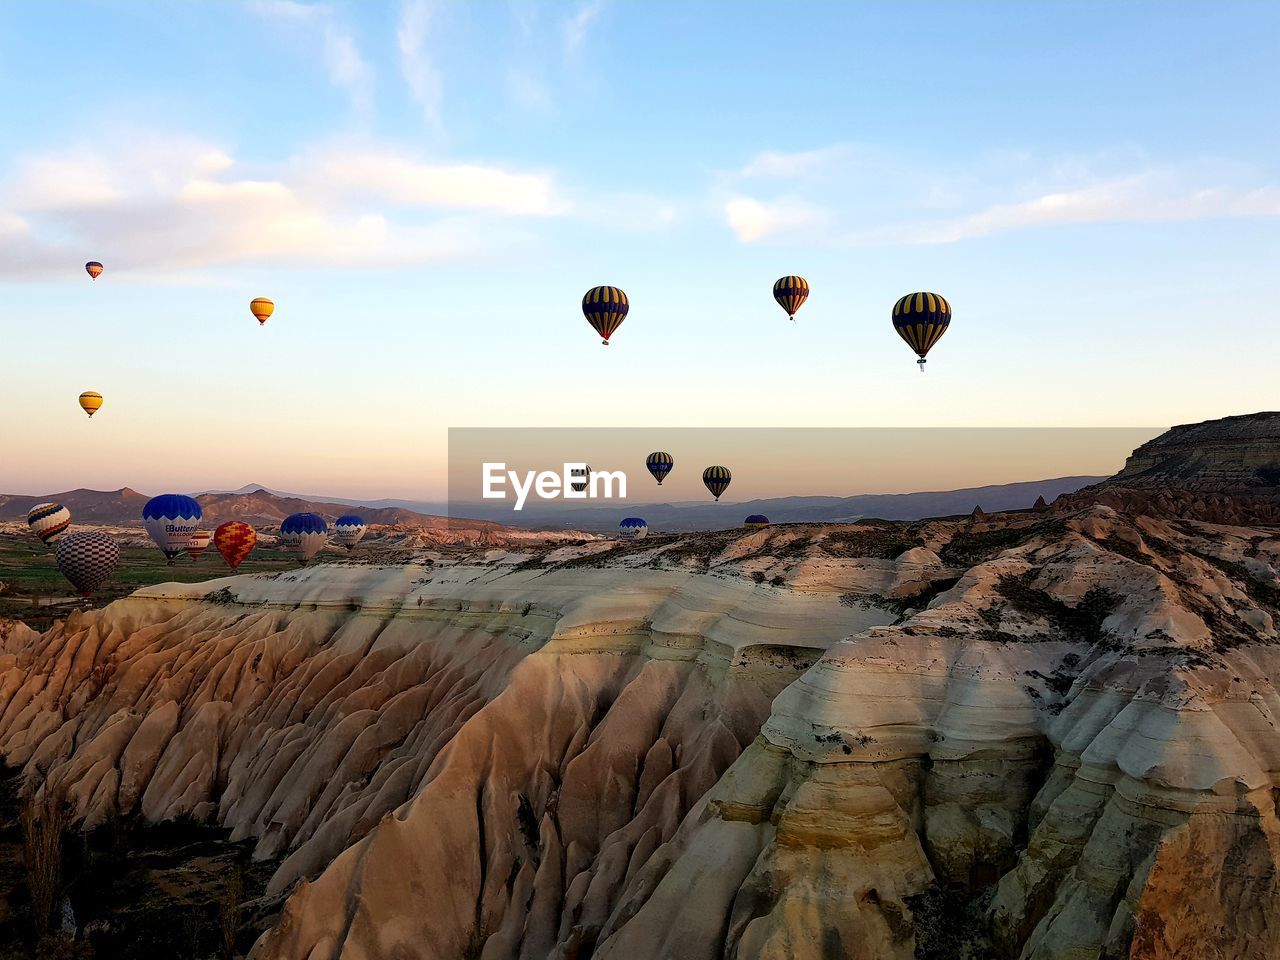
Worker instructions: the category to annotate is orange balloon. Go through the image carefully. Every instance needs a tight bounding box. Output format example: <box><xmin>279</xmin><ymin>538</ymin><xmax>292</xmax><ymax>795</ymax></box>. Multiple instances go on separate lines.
<box><xmin>250</xmin><ymin>298</ymin><xmax>275</xmax><ymax>325</ymax></box>
<box><xmin>214</xmin><ymin>521</ymin><xmax>257</xmax><ymax>572</ymax></box>
<box><xmin>78</xmin><ymin>391</ymin><xmax>103</xmax><ymax>417</ymax></box>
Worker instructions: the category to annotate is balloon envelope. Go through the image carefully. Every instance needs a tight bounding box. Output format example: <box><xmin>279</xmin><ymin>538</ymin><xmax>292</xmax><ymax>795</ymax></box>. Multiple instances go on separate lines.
<box><xmin>702</xmin><ymin>466</ymin><xmax>732</xmax><ymax>501</ymax></box>
<box><xmin>185</xmin><ymin>530</ymin><xmax>213</xmax><ymax>560</ymax></box>
<box><xmin>570</xmin><ymin>465</ymin><xmax>592</xmax><ymax>493</ymax></box>
<box><xmin>744</xmin><ymin>515</ymin><xmax>770</xmax><ymax>529</ymax></box>
<box><xmin>56</xmin><ymin>531</ymin><xmax>119</xmax><ymax>596</ymax></box>
<box><xmin>79</xmin><ymin>391</ymin><xmax>103</xmax><ymax>417</ymax></box>
<box><xmin>27</xmin><ymin>502</ymin><xmax>71</xmax><ymax>547</ymax></box>
<box><xmin>773</xmin><ymin>276</ymin><xmax>809</xmax><ymax>320</ymax></box>
<box><xmin>645</xmin><ymin>452</ymin><xmax>674</xmax><ymax>485</ymax></box>
<box><xmin>280</xmin><ymin>512</ymin><xmax>328</xmax><ymax>562</ymax></box>
<box><xmin>582</xmin><ymin>286</ymin><xmax>628</xmax><ymax>345</ymax></box>
<box><xmin>142</xmin><ymin>494</ymin><xmax>202</xmax><ymax>564</ymax></box>
<box><xmin>892</xmin><ymin>292</ymin><xmax>951</xmax><ymax>365</ymax></box>
<box><xmin>85</xmin><ymin>261</ymin><xmax>103</xmax><ymax>280</ymax></box>
<box><xmin>333</xmin><ymin>515</ymin><xmax>367</xmax><ymax>551</ymax></box>
<box><xmin>250</xmin><ymin>297</ymin><xmax>275</xmax><ymax>325</ymax></box>
<box><xmin>214</xmin><ymin>521</ymin><xmax>257</xmax><ymax>573</ymax></box>
<box><xmin>618</xmin><ymin>518</ymin><xmax>648</xmax><ymax>540</ymax></box>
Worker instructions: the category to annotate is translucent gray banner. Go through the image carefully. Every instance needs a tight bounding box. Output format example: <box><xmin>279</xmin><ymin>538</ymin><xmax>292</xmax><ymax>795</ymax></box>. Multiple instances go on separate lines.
<box><xmin>447</xmin><ymin>427</ymin><xmax>1160</xmax><ymax>533</ymax></box>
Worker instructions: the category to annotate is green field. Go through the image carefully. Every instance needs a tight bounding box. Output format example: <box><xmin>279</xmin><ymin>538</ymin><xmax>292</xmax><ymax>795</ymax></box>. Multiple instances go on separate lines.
<box><xmin>0</xmin><ymin>533</ymin><xmax>303</xmax><ymax>630</ymax></box>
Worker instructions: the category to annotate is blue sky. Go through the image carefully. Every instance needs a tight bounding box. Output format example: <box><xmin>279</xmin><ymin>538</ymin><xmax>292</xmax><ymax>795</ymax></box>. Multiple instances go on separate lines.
<box><xmin>1</xmin><ymin>1</ymin><xmax>1277</xmax><ymax>499</ymax></box>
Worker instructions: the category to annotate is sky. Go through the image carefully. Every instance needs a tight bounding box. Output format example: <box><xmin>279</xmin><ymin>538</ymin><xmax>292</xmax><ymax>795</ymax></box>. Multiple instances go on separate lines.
<box><xmin>1</xmin><ymin>1</ymin><xmax>1277</xmax><ymax>501</ymax></box>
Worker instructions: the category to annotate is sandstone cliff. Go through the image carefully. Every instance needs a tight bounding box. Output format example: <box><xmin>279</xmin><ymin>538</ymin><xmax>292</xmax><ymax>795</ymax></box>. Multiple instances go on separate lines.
<box><xmin>2</xmin><ymin>507</ymin><xmax>1278</xmax><ymax>958</ymax></box>
<box><xmin>1059</xmin><ymin>412</ymin><xmax>1280</xmax><ymax>524</ymax></box>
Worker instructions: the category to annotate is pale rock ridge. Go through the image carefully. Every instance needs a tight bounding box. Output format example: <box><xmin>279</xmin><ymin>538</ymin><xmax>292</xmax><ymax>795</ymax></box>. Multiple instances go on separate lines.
<box><xmin>0</xmin><ymin>537</ymin><xmax>926</xmax><ymax>959</ymax></box>
<box><xmin>589</xmin><ymin>508</ymin><xmax>1280</xmax><ymax>960</ymax></box>
<box><xmin>3</xmin><ymin>511</ymin><xmax>1280</xmax><ymax>957</ymax></box>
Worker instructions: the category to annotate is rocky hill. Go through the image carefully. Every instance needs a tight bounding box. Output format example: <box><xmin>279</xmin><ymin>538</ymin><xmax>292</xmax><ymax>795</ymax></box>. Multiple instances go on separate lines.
<box><xmin>0</xmin><ymin>486</ymin><xmax>470</xmax><ymax>530</ymax></box>
<box><xmin>0</xmin><ymin>486</ymin><xmax>150</xmax><ymax>522</ymax></box>
<box><xmin>2</xmin><ymin>502</ymin><xmax>1279</xmax><ymax>958</ymax></box>
<box><xmin>1057</xmin><ymin>411</ymin><xmax>1280</xmax><ymax>524</ymax></box>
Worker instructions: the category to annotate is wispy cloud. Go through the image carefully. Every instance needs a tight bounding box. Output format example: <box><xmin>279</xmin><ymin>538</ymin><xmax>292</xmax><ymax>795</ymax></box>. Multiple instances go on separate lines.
<box><xmin>398</xmin><ymin>0</ymin><xmax>443</xmax><ymax>130</ymax></box>
<box><xmin>723</xmin><ymin>145</ymin><xmax>1280</xmax><ymax>245</ymax></box>
<box><xmin>724</xmin><ymin>196</ymin><xmax>825</xmax><ymax>243</ymax></box>
<box><xmin>506</xmin><ymin>68</ymin><xmax>553</xmax><ymax>114</ymax></box>
<box><xmin>248</xmin><ymin>1</ymin><xmax>374</xmax><ymax>115</ymax></box>
<box><xmin>563</xmin><ymin>0</ymin><xmax>605</xmax><ymax>55</ymax></box>
<box><xmin>305</xmin><ymin>146</ymin><xmax>565</xmax><ymax>215</ymax></box>
<box><xmin>739</xmin><ymin>145</ymin><xmax>853</xmax><ymax>179</ymax></box>
<box><xmin>0</xmin><ymin>134</ymin><xmax>571</xmax><ymax>277</ymax></box>
<box><xmin>876</xmin><ymin>175</ymin><xmax>1280</xmax><ymax>244</ymax></box>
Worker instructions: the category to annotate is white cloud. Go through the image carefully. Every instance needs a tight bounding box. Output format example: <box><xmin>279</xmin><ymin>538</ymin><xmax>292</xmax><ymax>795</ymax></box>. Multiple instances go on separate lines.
<box><xmin>398</xmin><ymin>0</ymin><xmax>443</xmax><ymax>129</ymax></box>
<box><xmin>248</xmin><ymin>1</ymin><xmax>374</xmax><ymax>115</ymax></box>
<box><xmin>739</xmin><ymin>146</ymin><xmax>852</xmax><ymax>179</ymax></box>
<box><xmin>306</xmin><ymin>147</ymin><xmax>565</xmax><ymax>215</ymax></box>
<box><xmin>563</xmin><ymin>0</ymin><xmax>605</xmax><ymax>55</ymax></box>
<box><xmin>723</xmin><ymin>145</ymin><xmax>1280</xmax><ymax>245</ymax></box>
<box><xmin>0</xmin><ymin>212</ymin><xmax>27</xmax><ymax>237</ymax></box>
<box><xmin>853</xmin><ymin>174</ymin><xmax>1280</xmax><ymax>245</ymax></box>
<box><xmin>506</xmin><ymin>68</ymin><xmax>553</xmax><ymax>114</ymax></box>
<box><xmin>0</xmin><ymin>136</ymin><xmax>572</xmax><ymax>277</ymax></box>
<box><xmin>724</xmin><ymin>196</ymin><xmax>825</xmax><ymax>243</ymax></box>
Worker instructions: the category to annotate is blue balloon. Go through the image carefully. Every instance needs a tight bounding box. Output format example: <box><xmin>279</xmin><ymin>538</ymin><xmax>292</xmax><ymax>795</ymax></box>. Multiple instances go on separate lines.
<box><xmin>142</xmin><ymin>494</ymin><xmax>202</xmax><ymax>564</ymax></box>
<box><xmin>281</xmin><ymin>512</ymin><xmax>328</xmax><ymax>534</ymax></box>
<box><xmin>281</xmin><ymin>512</ymin><xmax>329</xmax><ymax>562</ymax></box>
<box><xmin>618</xmin><ymin>517</ymin><xmax>649</xmax><ymax>540</ymax></box>
<box><xmin>334</xmin><ymin>514</ymin><xmax>367</xmax><ymax>551</ymax></box>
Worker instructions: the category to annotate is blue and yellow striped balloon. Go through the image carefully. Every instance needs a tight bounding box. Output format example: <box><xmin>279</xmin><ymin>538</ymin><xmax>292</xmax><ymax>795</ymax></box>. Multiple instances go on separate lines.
<box><xmin>645</xmin><ymin>451</ymin><xmax>674</xmax><ymax>485</ymax></box>
<box><xmin>892</xmin><ymin>292</ymin><xmax>951</xmax><ymax>369</ymax></box>
<box><xmin>582</xmin><ymin>286</ymin><xmax>629</xmax><ymax>345</ymax></box>
<box><xmin>773</xmin><ymin>276</ymin><xmax>809</xmax><ymax>321</ymax></box>
<box><xmin>702</xmin><ymin>465</ymin><xmax>732</xmax><ymax>501</ymax></box>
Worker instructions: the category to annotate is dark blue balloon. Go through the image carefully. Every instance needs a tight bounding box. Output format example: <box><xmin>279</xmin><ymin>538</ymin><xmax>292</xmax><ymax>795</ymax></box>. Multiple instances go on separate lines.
<box><xmin>281</xmin><ymin>512</ymin><xmax>328</xmax><ymax>535</ymax></box>
<box><xmin>142</xmin><ymin>494</ymin><xmax>201</xmax><ymax>521</ymax></box>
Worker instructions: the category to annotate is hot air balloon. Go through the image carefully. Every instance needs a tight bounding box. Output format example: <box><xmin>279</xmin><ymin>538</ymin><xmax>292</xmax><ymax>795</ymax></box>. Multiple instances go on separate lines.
<box><xmin>645</xmin><ymin>452</ymin><xmax>674</xmax><ymax>486</ymax></box>
<box><xmin>214</xmin><ymin>521</ymin><xmax>257</xmax><ymax>573</ymax></box>
<box><xmin>618</xmin><ymin>517</ymin><xmax>648</xmax><ymax>540</ymax></box>
<box><xmin>582</xmin><ymin>286</ymin><xmax>628</xmax><ymax>345</ymax></box>
<box><xmin>250</xmin><ymin>297</ymin><xmax>274</xmax><ymax>326</ymax></box>
<box><xmin>702</xmin><ymin>466</ymin><xmax>732</xmax><ymax>501</ymax></box>
<box><xmin>56</xmin><ymin>531</ymin><xmax>119</xmax><ymax>597</ymax></box>
<box><xmin>333</xmin><ymin>515</ymin><xmax>367</xmax><ymax>551</ymax></box>
<box><xmin>27</xmin><ymin>502</ymin><xmax>71</xmax><ymax>547</ymax></box>
<box><xmin>142</xmin><ymin>494</ymin><xmax>202</xmax><ymax>565</ymax></box>
<box><xmin>78</xmin><ymin>391</ymin><xmax>103</xmax><ymax>417</ymax></box>
<box><xmin>743</xmin><ymin>515</ymin><xmax>769</xmax><ymax>529</ymax></box>
<box><xmin>571</xmin><ymin>465</ymin><xmax>592</xmax><ymax>494</ymax></box>
<box><xmin>892</xmin><ymin>292</ymin><xmax>951</xmax><ymax>370</ymax></box>
<box><xmin>773</xmin><ymin>276</ymin><xmax>809</xmax><ymax>322</ymax></box>
<box><xmin>280</xmin><ymin>512</ymin><xmax>328</xmax><ymax>563</ymax></box>
<box><xmin>85</xmin><ymin>261</ymin><xmax>104</xmax><ymax>280</ymax></box>
<box><xmin>185</xmin><ymin>530</ymin><xmax>212</xmax><ymax>561</ymax></box>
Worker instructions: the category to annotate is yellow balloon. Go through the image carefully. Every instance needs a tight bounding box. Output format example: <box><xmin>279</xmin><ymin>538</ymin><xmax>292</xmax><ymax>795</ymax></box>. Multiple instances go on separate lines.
<box><xmin>250</xmin><ymin>297</ymin><xmax>275</xmax><ymax>325</ymax></box>
<box><xmin>79</xmin><ymin>391</ymin><xmax>103</xmax><ymax>418</ymax></box>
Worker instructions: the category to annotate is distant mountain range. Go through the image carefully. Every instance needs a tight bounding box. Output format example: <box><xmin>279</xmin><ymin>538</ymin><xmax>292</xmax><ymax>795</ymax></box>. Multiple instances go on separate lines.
<box><xmin>1</xmin><ymin>475</ymin><xmax>1105</xmax><ymax>534</ymax></box>
<box><xmin>0</xmin><ymin>487</ymin><xmax>480</xmax><ymax>530</ymax></box>
<box><xmin>452</xmin><ymin>475</ymin><xmax>1107</xmax><ymax>532</ymax></box>
<box><xmin>197</xmin><ymin>484</ymin><xmax>451</xmax><ymax>516</ymax></box>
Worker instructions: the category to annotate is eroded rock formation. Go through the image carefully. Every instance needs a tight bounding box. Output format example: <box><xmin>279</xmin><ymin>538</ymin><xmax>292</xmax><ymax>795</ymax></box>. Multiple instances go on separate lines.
<box><xmin>2</xmin><ymin>505</ymin><xmax>1279</xmax><ymax>958</ymax></box>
